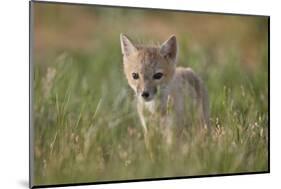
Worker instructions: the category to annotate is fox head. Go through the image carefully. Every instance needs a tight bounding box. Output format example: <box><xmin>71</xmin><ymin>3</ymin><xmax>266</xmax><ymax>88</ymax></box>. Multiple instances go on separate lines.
<box><xmin>120</xmin><ymin>34</ymin><xmax>177</xmax><ymax>102</ymax></box>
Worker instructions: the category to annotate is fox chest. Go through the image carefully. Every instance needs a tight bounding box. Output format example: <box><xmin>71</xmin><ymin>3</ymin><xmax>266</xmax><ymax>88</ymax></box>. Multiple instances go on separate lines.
<box><xmin>142</xmin><ymin>95</ymin><xmax>173</xmax><ymax>115</ymax></box>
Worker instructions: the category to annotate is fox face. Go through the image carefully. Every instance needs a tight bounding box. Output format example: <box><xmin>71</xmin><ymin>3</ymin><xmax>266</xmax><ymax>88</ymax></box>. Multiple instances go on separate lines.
<box><xmin>120</xmin><ymin>34</ymin><xmax>178</xmax><ymax>102</ymax></box>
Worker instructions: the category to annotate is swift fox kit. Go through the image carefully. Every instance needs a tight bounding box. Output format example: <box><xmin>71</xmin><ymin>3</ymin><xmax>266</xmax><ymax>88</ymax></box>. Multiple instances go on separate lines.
<box><xmin>120</xmin><ymin>34</ymin><xmax>210</xmax><ymax>135</ymax></box>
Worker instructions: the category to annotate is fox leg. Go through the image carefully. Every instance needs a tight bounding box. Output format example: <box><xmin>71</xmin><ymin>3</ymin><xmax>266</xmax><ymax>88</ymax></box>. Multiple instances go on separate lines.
<box><xmin>137</xmin><ymin>102</ymin><xmax>154</xmax><ymax>159</ymax></box>
<box><xmin>137</xmin><ymin>102</ymin><xmax>148</xmax><ymax>135</ymax></box>
<box><xmin>197</xmin><ymin>86</ymin><xmax>210</xmax><ymax>129</ymax></box>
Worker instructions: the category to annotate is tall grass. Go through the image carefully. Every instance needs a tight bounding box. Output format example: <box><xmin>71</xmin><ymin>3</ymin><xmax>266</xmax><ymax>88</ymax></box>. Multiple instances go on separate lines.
<box><xmin>33</xmin><ymin>36</ymin><xmax>268</xmax><ymax>185</ymax></box>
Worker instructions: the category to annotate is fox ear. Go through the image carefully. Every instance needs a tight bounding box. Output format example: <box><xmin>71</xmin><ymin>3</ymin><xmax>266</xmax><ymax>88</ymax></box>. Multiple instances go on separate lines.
<box><xmin>160</xmin><ymin>35</ymin><xmax>177</xmax><ymax>62</ymax></box>
<box><xmin>120</xmin><ymin>33</ymin><xmax>137</xmax><ymax>56</ymax></box>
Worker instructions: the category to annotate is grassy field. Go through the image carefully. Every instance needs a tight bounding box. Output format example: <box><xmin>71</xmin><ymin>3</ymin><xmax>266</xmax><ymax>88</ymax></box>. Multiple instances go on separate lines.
<box><xmin>32</xmin><ymin>3</ymin><xmax>268</xmax><ymax>186</ymax></box>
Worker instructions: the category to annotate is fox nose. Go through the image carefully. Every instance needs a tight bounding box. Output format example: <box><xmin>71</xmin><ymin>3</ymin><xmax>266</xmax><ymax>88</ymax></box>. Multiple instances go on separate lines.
<box><xmin>141</xmin><ymin>91</ymin><xmax>150</xmax><ymax>99</ymax></box>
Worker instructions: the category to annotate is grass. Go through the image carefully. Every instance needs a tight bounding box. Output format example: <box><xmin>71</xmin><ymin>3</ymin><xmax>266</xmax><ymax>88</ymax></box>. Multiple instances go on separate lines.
<box><xmin>32</xmin><ymin>2</ymin><xmax>268</xmax><ymax>186</ymax></box>
<box><xmin>33</xmin><ymin>37</ymin><xmax>268</xmax><ymax>186</ymax></box>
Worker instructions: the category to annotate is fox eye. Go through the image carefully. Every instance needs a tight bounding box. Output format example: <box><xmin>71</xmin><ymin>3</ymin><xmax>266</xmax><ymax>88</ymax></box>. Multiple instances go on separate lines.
<box><xmin>132</xmin><ymin>73</ymin><xmax>139</xmax><ymax>80</ymax></box>
<box><xmin>153</xmin><ymin>72</ymin><xmax>163</xmax><ymax>80</ymax></box>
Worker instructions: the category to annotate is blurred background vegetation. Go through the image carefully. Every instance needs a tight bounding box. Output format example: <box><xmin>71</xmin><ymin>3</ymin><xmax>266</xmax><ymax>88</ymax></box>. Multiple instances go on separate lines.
<box><xmin>32</xmin><ymin>2</ymin><xmax>268</xmax><ymax>186</ymax></box>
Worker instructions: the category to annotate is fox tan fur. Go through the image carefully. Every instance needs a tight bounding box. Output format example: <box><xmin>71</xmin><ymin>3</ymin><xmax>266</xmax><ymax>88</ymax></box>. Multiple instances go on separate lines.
<box><xmin>120</xmin><ymin>34</ymin><xmax>210</xmax><ymax>135</ymax></box>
